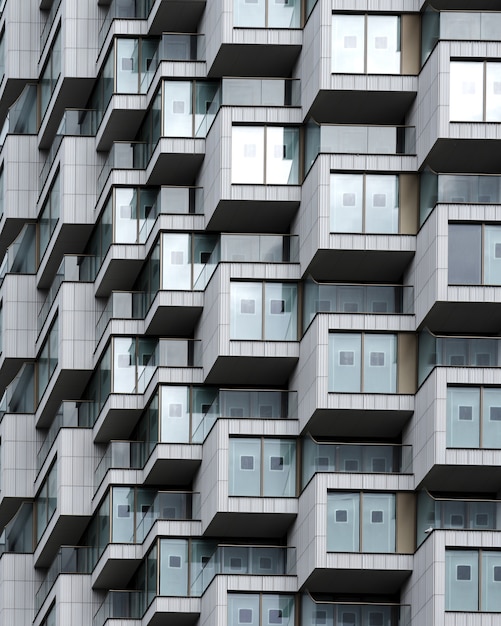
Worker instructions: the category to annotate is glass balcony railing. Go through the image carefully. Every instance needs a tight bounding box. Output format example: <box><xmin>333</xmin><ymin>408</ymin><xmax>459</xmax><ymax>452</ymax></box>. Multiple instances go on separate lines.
<box><xmin>36</xmin><ymin>401</ymin><xmax>91</xmax><ymax>473</ymax></box>
<box><xmin>40</xmin><ymin>110</ymin><xmax>97</xmax><ymax>192</ymax></box>
<box><xmin>302</xmin><ymin>436</ymin><xmax>413</xmax><ymax>487</ymax></box>
<box><xmin>305</xmin><ymin>121</ymin><xmax>416</xmax><ymax>173</ymax></box>
<box><xmin>301</xmin><ymin>594</ymin><xmax>411</xmax><ymax>626</ymax></box>
<box><xmin>420</xmin><ymin>170</ymin><xmax>501</xmax><ymax>225</ymax></box>
<box><xmin>191</xmin><ymin>545</ymin><xmax>296</xmax><ymax>596</ymax></box>
<box><xmin>38</xmin><ymin>256</ymin><xmax>92</xmax><ymax>335</ymax></box>
<box><xmin>0</xmin><ymin>84</ymin><xmax>37</xmax><ymax>150</ymax></box>
<box><xmin>0</xmin><ymin>363</ymin><xmax>35</xmax><ymax>423</ymax></box>
<box><xmin>192</xmin><ymin>389</ymin><xmax>297</xmax><ymax>443</ymax></box>
<box><xmin>0</xmin><ymin>502</ymin><xmax>33</xmax><ymax>558</ymax></box>
<box><xmin>422</xmin><ymin>8</ymin><xmax>501</xmax><ymax>65</ymax></box>
<box><xmin>417</xmin><ymin>491</ymin><xmax>501</xmax><ymax>547</ymax></box>
<box><xmin>95</xmin><ymin>292</ymin><xmax>144</xmax><ymax>346</ymax></box>
<box><xmin>97</xmin><ymin>141</ymin><xmax>147</xmax><ymax>198</ymax></box>
<box><xmin>98</xmin><ymin>0</ymin><xmax>153</xmax><ymax>50</ymax></box>
<box><xmin>40</xmin><ymin>0</ymin><xmax>62</xmax><ymax>53</ymax></box>
<box><xmin>418</xmin><ymin>330</ymin><xmax>501</xmax><ymax>386</ymax></box>
<box><xmin>303</xmin><ymin>278</ymin><xmax>413</xmax><ymax>332</ymax></box>
<box><xmin>35</xmin><ymin>546</ymin><xmax>94</xmax><ymax>615</ymax></box>
<box><xmin>0</xmin><ymin>223</ymin><xmax>36</xmax><ymax>288</ymax></box>
<box><xmin>93</xmin><ymin>590</ymin><xmax>144</xmax><ymax>626</ymax></box>
<box><xmin>222</xmin><ymin>78</ymin><xmax>300</xmax><ymax>107</ymax></box>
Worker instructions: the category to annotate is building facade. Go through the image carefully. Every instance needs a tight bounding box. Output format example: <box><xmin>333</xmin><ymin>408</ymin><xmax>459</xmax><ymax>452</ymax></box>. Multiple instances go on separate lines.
<box><xmin>0</xmin><ymin>1</ymin><xmax>500</xmax><ymax>625</ymax></box>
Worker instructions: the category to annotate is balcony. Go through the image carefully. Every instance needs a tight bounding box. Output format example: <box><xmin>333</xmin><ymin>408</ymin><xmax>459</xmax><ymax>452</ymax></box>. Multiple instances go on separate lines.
<box><xmin>301</xmin><ymin>13</ymin><xmax>419</xmax><ymax>125</ymax></box>
<box><xmin>299</xmin><ymin>157</ymin><xmax>417</xmax><ymax>283</ymax></box>
<box><xmin>291</xmin><ymin>474</ymin><xmax>414</xmax><ymax>593</ymax></box>
<box><xmin>0</xmin><ymin>83</ymin><xmax>37</xmax><ymax>150</ymax></box>
<box><xmin>413</xmin><ymin>368</ymin><xmax>501</xmax><ymax>491</ymax></box>
<box><xmin>90</xmin><ymin>339</ymin><xmax>203</xmax><ymax>442</ymax></box>
<box><xmin>205</xmin><ymin>0</ymin><xmax>302</xmax><ymax>77</ymax></box>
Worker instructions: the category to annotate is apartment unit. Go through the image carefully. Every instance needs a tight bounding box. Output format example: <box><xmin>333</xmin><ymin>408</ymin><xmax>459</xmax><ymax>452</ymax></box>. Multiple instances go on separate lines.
<box><xmin>0</xmin><ymin>1</ymin><xmax>500</xmax><ymax>625</ymax></box>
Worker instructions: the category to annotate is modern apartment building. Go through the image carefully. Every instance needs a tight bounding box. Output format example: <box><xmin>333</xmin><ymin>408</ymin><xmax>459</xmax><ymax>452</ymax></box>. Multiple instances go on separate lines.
<box><xmin>0</xmin><ymin>1</ymin><xmax>500</xmax><ymax>625</ymax></box>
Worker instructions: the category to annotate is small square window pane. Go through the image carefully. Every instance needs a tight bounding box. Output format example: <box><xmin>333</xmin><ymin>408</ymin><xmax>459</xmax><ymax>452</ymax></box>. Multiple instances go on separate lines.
<box><xmin>336</xmin><ymin>509</ymin><xmax>348</xmax><ymax>522</ymax></box>
<box><xmin>241</xmin><ymin>455</ymin><xmax>254</xmax><ymax>470</ymax></box>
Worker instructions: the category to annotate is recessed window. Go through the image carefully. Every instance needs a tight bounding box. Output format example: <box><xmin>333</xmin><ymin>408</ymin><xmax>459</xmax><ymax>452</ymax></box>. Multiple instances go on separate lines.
<box><xmin>336</xmin><ymin>509</ymin><xmax>348</xmax><ymax>522</ymax></box>
<box><xmin>169</xmin><ymin>555</ymin><xmax>182</xmax><ymax>568</ymax></box>
<box><xmin>371</xmin><ymin>510</ymin><xmax>384</xmax><ymax>523</ymax></box>
<box><xmin>457</xmin><ymin>565</ymin><xmax>471</xmax><ymax>580</ymax></box>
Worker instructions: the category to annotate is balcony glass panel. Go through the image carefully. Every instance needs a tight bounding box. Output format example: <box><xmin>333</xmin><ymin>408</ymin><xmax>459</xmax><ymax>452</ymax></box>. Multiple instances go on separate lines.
<box><xmin>232</xmin><ymin>126</ymin><xmax>265</xmax><ymax>184</ymax></box>
<box><xmin>448</xmin><ymin>224</ymin><xmax>482</xmax><ymax>285</ymax></box>
<box><xmin>230</xmin><ymin>282</ymin><xmax>263</xmax><ymax>340</ymax></box>
<box><xmin>160</xmin><ymin>386</ymin><xmax>190</xmax><ymax>443</ymax></box>
<box><xmin>229</xmin><ymin>438</ymin><xmax>261</xmax><ymax>496</ymax></box>
<box><xmin>164</xmin><ymin>81</ymin><xmax>192</xmax><ymax>137</ymax></box>
<box><xmin>447</xmin><ymin>387</ymin><xmax>480</xmax><ymax>448</ymax></box>
<box><xmin>327</xmin><ymin>492</ymin><xmax>360</xmax><ymax>552</ymax></box>
<box><xmin>362</xmin><ymin>492</ymin><xmax>395</xmax><ymax>553</ymax></box>
<box><xmin>482</xmin><ymin>388</ymin><xmax>501</xmax><ymax>448</ymax></box>
<box><xmin>482</xmin><ymin>552</ymin><xmax>501</xmax><ymax>612</ymax></box>
<box><xmin>363</xmin><ymin>334</ymin><xmax>397</xmax><ymax>393</ymax></box>
<box><xmin>222</xmin><ymin>79</ymin><xmax>300</xmax><ymax>107</ymax></box>
<box><xmin>329</xmin><ymin>333</ymin><xmax>362</xmax><ymax>393</ymax></box>
<box><xmin>367</xmin><ymin>16</ymin><xmax>400</xmax><ymax>74</ymax></box>
<box><xmin>446</xmin><ymin>550</ymin><xmax>479</xmax><ymax>611</ymax></box>
<box><xmin>159</xmin><ymin>539</ymin><xmax>189</xmax><ymax>596</ymax></box>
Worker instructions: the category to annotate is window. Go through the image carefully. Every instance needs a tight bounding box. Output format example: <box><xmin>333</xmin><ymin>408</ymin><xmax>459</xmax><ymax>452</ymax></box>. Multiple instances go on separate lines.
<box><xmin>450</xmin><ymin>61</ymin><xmax>501</xmax><ymax>122</ymax></box>
<box><xmin>332</xmin><ymin>14</ymin><xmax>400</xmax><ymax>74</ymax></box>
<box><xmin>447</xmin><ymin>386</ymin><xmax>501</xmax><ymax>448</ymax></box>
<box><xmin>231</xmin><ymin>126</ymin><xmax>300</xmax><ymax>185</ymax></box>
<box><xmin>229</xmin><ymin>438</ymin><xmax>296</xmax><ymax>497</ymax></box>
<box><xmin>35</xmin><ymin>462</ymin><xmax>57</xmax><ymax>543</ymax></box>
<box><xmin>39</xmin><ymin>172</ymin><xmax>60</xmax><ymax>261</ymax></box>
<box><xmin>330</xmin><ymin>174</ymin><xmax>399</xmax><ymax>233</ymax></box>
<box><xmin>329</xmin><ymin>333</ymin><xmax>397</xmax><ymax>393</ymax></box>
<box><xmin>40</xmin><ymin>603</ymin><xmax>56</xmax><ymax>626</ymax></box>
<box><xmin>230</xmin><ymin>282</ymin><xmax>298</xmax><ymax>340</ymax></box>
<box><xmin>228</xmin><ymin>594</ymin><xmax>295</xmax><ymax>626</ymax></box>
<box><xmin>40</xmin><ymin>28</ymin><xmax>61</xmax><ymax>119</ymax></box>
<box><xmin>37</xmin><ymin>315</ymin><xmax>59</xmax><ymax>402</ymax></box>
<box><xmin>327</xmin><ymin>492</ymin><xmax>396</xmax><ymax>553</ymax></box>
<box><xmin>233</xmin><ymin>0</ymin><xmax>300</xmax><ymax>28</ymax></box>
<box><xmin>446</xmin><ymin>550</ymin><xmax>501</xmax><ymax>612</ymax></box>
<box><xmin>448</xmin><ymin>223</ymin><xmax>501</xmax><ymax>285</ymax></box>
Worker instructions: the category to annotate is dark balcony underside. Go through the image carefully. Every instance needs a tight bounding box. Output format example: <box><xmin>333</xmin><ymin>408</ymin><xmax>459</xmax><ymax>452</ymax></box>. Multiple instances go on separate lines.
<box><xmin>308</xmin><ymin>90</ymin><xmax>417</xmax><ymax>125</ymax></box>
<box><xmin>424</xmin><ymin>138</ymin><xmax>501</xmax><ymax>173</ymax></box>
<box><xmin>204</xmin><ymin>511</ymin><xmax>296</xmax><ymax>538</ymax></box>
<box><xmin>302</xmin><ymin>567</ymin><xmax>411</xmax><ymax>595</ymax></box>
<box><xmin>419</xmin><ymin>301</ymin><xmax>501</xmax><ymax>334</ymax></box>
<box><xmin>304</xmin><ymin>408</ymin><xmax>413</xmax><ymax>439</ymax></box>
<box><xmin>418</xmin><ymin>464</ymin><xmax>501</xmax><ymax>492</ymax></box>
<box><xmin>208</xmin><ymin>44</ymin><xmax>301</xmax><ymax>78</ymax></box>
